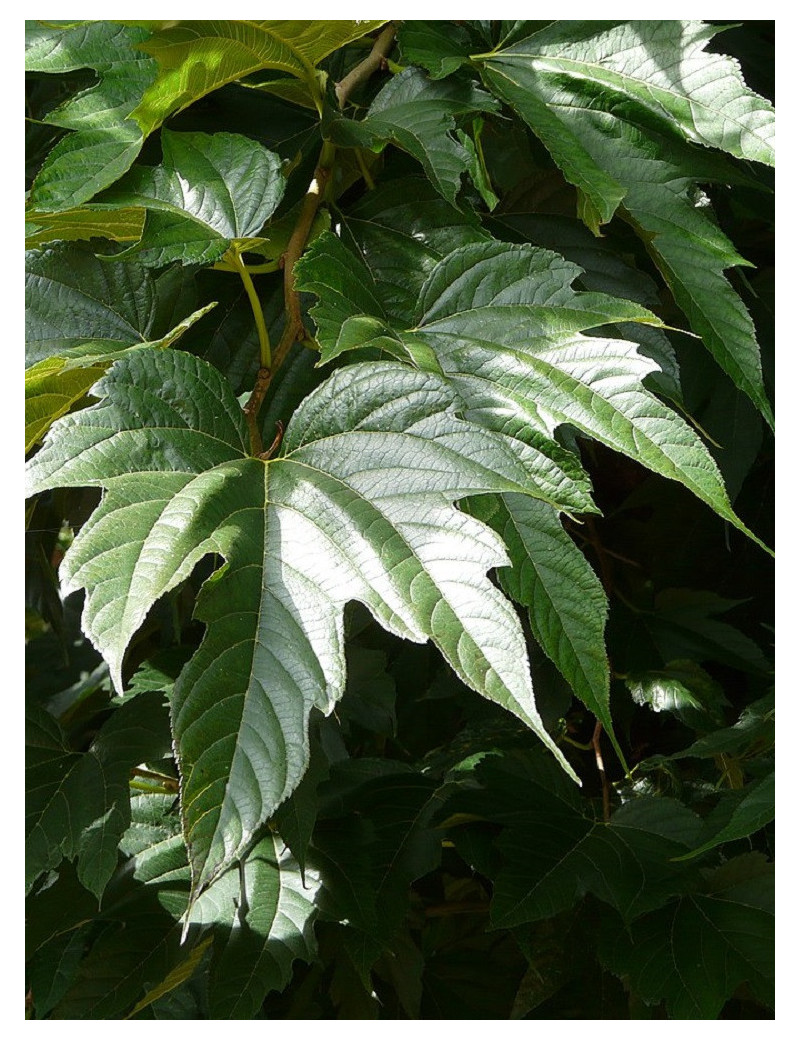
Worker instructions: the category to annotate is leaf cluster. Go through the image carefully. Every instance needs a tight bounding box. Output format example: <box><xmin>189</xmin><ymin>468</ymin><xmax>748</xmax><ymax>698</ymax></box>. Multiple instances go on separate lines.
<box><xmin>25</xmin><ymin>19</ymin><xmax>774</xmax><ymax>1020</ymax></box>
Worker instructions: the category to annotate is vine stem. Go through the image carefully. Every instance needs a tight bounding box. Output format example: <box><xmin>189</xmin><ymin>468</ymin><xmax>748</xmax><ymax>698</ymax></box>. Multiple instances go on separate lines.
<box><xmin>335</xmin><ymin>24</ymin><xmax>396</xmax><ymax>107</ymax></box>
<box><xmin>242</xmin><ymin>24</ymin><xmax>397</xmax><ymax>445</ymax></box>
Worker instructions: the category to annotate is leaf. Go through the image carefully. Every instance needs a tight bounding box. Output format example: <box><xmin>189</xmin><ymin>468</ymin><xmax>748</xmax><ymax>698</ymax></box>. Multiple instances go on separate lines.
<box><xmin>668</xmin><ymin>692</ymin><xmax>774</xmax><ymax>761</ymax></box>
<box><xmin>25</xmin><ymin>205</ymin><xmax>145</xmax><ymax>250</ymax></box>
<box><xmin>272</xmin><ymin>735</ymin><xmax>330</xmax><ymax>870</ymax></box>
<box><xmin>26</xmin><ymin>21</ymin><xmax>157</xmax><ymax>210</ymax></box>
<box><xmin>676</xmin><ymin>771</ymin><xmax>775</xmax><ymax>861</ymax></box>
<box><xmin>25</xmin><ymin>357</ymin><xmax>106</xmax><ymax>453</ymax></box>
<box><xmin>26</xmin><ymin>21</ymin><xmax>156</xmax><ymax>130</ymax></box>
<box><xmin>480</xmin><ymin>64</ymin><xmax>626</xmax><ymax>235</ymax></box>
<box><xmin>475</xmin><ymin>24</ymin><xmax>774</xmax><ymax>424</ymax></box>
<box><xmin>26</xmin><ymin>861</ymin><xmax>99</xmax><ymax>962</ymax></box>
<box><xmin>131</xmin><ymin>21</ymin><xmax>387</xmax><ymax>135</ymax></box>
<box><xmin>187</xmin><ymin>835</ymin><xmax>320</xmax><ymax>1019</ymax></box>
<box><xmin>28</xmin><ymin>927</ymin><xmax>90</xmax><ymax>1018</ymax></box>
<box><xmin>312</xmin><ymin>765</ymin><xmax>441</xmax><ymax>942</ymax></box>
<box><xmin>470</xmin><ymin>494</ymin><xmax>614</xmax><ymax>751</ymax></box>
<box><xmin>599</xmin><ymin>857</ymin><xmax>774</xmax><ymax>1017</ymax></box>
<box><xmin>481</xmin><ymin>22</ymin><xmax>774</xmax><ymax>167</ymax></box>
<box><xmin>340</xmin><ymin>178</ymin><xmax>490</xmax><ymax>324</ymax></box>
<box><xmin>325</xmin><ymin>67</ymin><xmax>499</xmax><ymax>206</ymax></box>
<box><xmin>397</xmin><ymin>20</ymin><xmax>478</xmax><ymax>79</ymax></box>
<box><xmin>97</xmin><ymin>130</ymin><xmax>285</xmax><ymax>266</ymax></box>
<box><xmin>26</xmin><ymin>348</ymin><xmax>578</xmax><ymax>897</ymax></box>
<box><xmin>453</xmin><ymin>752</ymin><xmax>702</xmax><ymax>927</ymax></box>
<box><xmin>489</xmin><ymin>212</ymin><xmax>682</xmax><ymax>401</ymax></box>
<box><xmin>30</xmin><ymin>124</ymin><xmax>145</xmax><ymax>214</ymax></box>
<box><xmin>126</xmin><ymin>936</ymin><xmax>213</xmax><ymax>1019</ymax></box>
<box><xmin>625</xmin><ymin>659</ymin><xmax>728</xmax><ymax>727</ymax></box>
<box><xmin>25</xmin><ymin>242</ymin><xmax>211</xmax><ymax>366</ymax></box>
<box><xmin>644</xmin><ymin>588</ymin><xmax>771</xmax><ymax>674</ymax></box>
<box><xmin>26</xmin><ymin>692</ymin><xmax>172</xmax><ymax>898</ymax></box>
<box><xmin>299</xmin><ymin>235</ymin><xmax>762</xmax><ymax>550</ymax></box>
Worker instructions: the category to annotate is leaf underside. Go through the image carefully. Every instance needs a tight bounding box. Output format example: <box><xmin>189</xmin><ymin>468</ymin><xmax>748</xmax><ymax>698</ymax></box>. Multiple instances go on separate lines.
<box><xmin>26</xmin><ymin>348</ymin><xmax>578</xmax><ymax>895</ymax></box>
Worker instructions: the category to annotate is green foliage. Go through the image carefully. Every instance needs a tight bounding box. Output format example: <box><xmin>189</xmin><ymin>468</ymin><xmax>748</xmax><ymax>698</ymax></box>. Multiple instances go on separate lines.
<box><xmin>25</xmin><ymin>19</ymin><xmax>774</xmax><ymax>1020</ymax></box>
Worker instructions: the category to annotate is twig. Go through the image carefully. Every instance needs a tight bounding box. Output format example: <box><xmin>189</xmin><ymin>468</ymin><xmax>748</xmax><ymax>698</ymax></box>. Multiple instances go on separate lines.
<box><xmin>240</xmin><ymin>25</ymin><xmax>397</xmax><ymax>436</ymax></box>
<box><xmin>335</xmin><ymin>25</ymin><xmax>396</xmax><ymax>108</ymax></box>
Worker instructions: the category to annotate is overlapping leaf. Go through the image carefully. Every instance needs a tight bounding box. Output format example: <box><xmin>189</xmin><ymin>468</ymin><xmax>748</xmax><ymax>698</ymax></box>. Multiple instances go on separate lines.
<box><xmin>26</xmin><ymin>21</ymin><xmax>156</xmax><ymax>210</ymax></box>
<box><xmin>312</xmin><ymin>764</ymin><xmax>442</xmax><ymax>943</ymax></box>
<box><xmin>26</xmin><ymin>347</ymin><xmax>578</xmax><ymax>896</ymax></box>
<box><xmin>469</xmin><ymin>494</ymin><xmax>613</xmax><ymax>747</ymax></box>
<box><xmin>446</xmin><ymin>750</ymin><xmax>703</xmax><ymax>928</ymax></box>
<box><xmin>26</xmin><ymin>243</ymin><xmax>205</xmax><ymax>366</ymax></box>
<box><xmin>26</xmin><ymin>692</ymin><xmax>171</xmax><ymax>898</ymax></box>
<box><xmin>340</xmin><ymin>178</ymin><xmax>490</xmax><ymax>324</ymax></box>
<box><xmin>25</xmin><ymin>358</ymin><xmax>106</xmax><ymax>453</ymax></box>
<box><xmin>296</xmin><ymin>233</ymin><xmax>764</xmax><ymax>727</ymax></box>
<box><xmin>130</xmin><ymin>20</ymin><xmax>387</xmax><ymax>134</ymax></box>
<box><xmin>189</xmin><ymin>835</ymin><xmax>320</xmax><ymax>1019</ymax></box>
<box><xmin>324</xmin><ymin>67</ymin><xmax>499</xmax><ymax>206</ymax></box>
<box><xmin>473</xmin><ymin>22</ymin><xmax>774</xmax><ymax>424</ymax></box>
<box><xmin>599</xmin><ymin>855</ymin><xmax>774</xmax><ymax>1017</ymax></box>
<box><xmin>97</xmin><ymin>130</ymin><xmax>285</xmax><ymax>266</ymax></box>
<box><xmin>482</xmin><ymin>22</ymin><xmax>775</xmax><ymax>166</ymax></box>
<box><xmin>25</xmin><ymin>205</ymin><xmax>144</xmax><ymax>250</ymax></box>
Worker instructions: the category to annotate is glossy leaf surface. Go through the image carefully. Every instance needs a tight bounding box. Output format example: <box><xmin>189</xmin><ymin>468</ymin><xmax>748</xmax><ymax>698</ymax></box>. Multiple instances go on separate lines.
<box><xmin>98</xmin><ymin>130</ymin><xmax>285</xmax><ymax>266</ymax></box>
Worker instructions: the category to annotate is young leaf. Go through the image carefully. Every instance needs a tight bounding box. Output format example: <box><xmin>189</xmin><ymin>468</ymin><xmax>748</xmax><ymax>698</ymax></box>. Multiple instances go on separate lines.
<box><xmin>26</xmin><ymin>348</ymin><xmax>578</xmax><ymax>896</ymax></box>
<box><xmin>97</xmin><ymin>130</ymin><xmax>286</xmax><ymax>266</ymax></box>
<box><xmin>25</xmin><ymin>205</ymin><xmax>144</xmax><ymax>250</ymax></box>
<box><xmin>130</xmin><ymin>21</ymin><xmax>387</xmax><ymax>135</ymax></box>
<box><xmin>25</xmin><ymin>358</ymin><xmax>106</xmax><ymax>452</ymax></box>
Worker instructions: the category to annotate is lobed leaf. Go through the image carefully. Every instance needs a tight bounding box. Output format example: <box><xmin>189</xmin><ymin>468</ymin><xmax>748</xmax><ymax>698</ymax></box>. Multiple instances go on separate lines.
<box><xmin>473</xmin><ymin>23</ymin><xmax>774</xmax><ymax>424</ymax></box>
<box><xmin>599</xmin><ymin>857</ymin><xmax>774</xmax><ymax>1017</ymax></box>
<box><xmin>482</xmin><ymin>21</ymin><xmax>775</xmax><ymax>166</ymax></box>
<box><xmin>26</xmin><ymin>348</ymin><xmax>578</xmax><ymax>896</ymax></box>
<box><xmin>26</xmin><ymin>692</ymin><xmax>172</xmax><ymax>898</ymax></box>
<box><xmin>325</xmin><ymin>67</ymin><xmax>499</xmax><ymax>206</ymax></box>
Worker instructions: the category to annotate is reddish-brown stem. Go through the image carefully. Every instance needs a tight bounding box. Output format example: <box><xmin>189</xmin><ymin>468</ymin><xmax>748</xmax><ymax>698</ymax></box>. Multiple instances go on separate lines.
<box><xmin>240</xmin><ymin>25</ymin><xmax>397</xmax><ymax>439</ymax></box>
<box><xmin>243</xmin><ymin>366</ymin><xmax>271</xmax><ymax>455</ymax></box>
